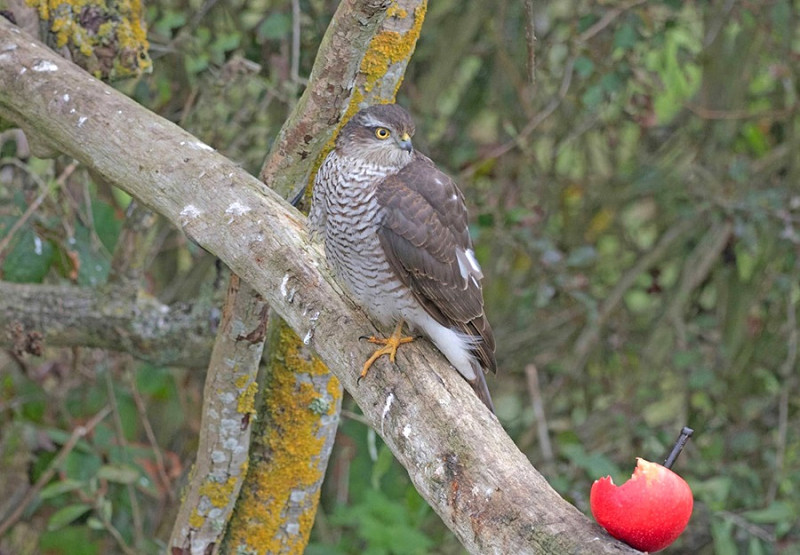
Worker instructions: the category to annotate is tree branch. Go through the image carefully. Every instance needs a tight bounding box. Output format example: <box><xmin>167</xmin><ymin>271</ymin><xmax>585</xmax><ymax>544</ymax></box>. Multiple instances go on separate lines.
<box><xmin>0</xmin><ymin>281</ymin><xmax>213</xmax><ymax>366</ymax></box>
<box><xmin>224</xmin><ymin>316</ymin><xmax>341</xmax><ymax>554</ymax></box>
<box><xmin>0</xmin><ymin>20</ymin><xmax>637</xmax><ymax>554</ymax></box>
<box><xmin>169</xmin><ymin>275</ymin><xmax>267</xmax><ymax>554</ymax></box>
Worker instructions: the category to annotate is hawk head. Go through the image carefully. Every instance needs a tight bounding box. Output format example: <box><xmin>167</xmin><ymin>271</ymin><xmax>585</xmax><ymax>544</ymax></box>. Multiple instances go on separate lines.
<box><xmin>336</xmin><ymin>104</ymin><xmax>416</xmax><ymax>168</ymax></box>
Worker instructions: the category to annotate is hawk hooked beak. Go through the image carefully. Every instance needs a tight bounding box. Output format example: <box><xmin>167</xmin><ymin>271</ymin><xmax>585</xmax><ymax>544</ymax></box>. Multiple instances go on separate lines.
<box><xmin>397</xmin><ymin>132</ymin><xmax>413</xmax><ymax>153</ymax></box>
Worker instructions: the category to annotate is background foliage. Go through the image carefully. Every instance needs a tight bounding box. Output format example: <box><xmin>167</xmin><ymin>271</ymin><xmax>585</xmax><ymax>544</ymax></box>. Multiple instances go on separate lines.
<box><xmin>1</xmin><ymin>0</ymin><xmax>799</xmax><ymax>553</ymax></box>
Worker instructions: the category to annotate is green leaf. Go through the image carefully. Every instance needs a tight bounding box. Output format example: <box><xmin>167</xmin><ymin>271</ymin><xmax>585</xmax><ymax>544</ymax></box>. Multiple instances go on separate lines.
<box><xmin>64</xmin><ymin>450</ymin><xmax>104</xmax><ymax>482</ymax></box>
<box><xmin>96</xmin><ymin>463</ymin><xmax>140</xmax><ymax>484</ymax></box>
<box><xmin>694</xmin><ymin>476</ymin><xmax>732</xmax><ymax>510</ymax></box>
<box><xmin>47</xmin><ymin>504</ymin><xmax>93</xmax><ymax>531</ymax></box>
<box><xmin>258</xmin><ymin>12</ymin><xmax>292</xmax><ymax>41</ymax></box>
<box><xmin>110</xmin><ymin>187</ymin><xmax>132</xmax><ymax>210</ymax></box>
<box><xmin>559</xmin><ymin>443</ymin><xmax>621</xmax><ymax>481</ymax></box>
<box><xmin>71</xmin><ymin>223</ymin><xmax>110</xmax><ymax>287</ymax></box>
<box><xmin>40</xmin><ymin>525</ymin><xmax>101</xmax><ymax>555</ymax></box>
<box><xmin>2</xmin><ymin>228</ymin><xmax>54</xmax><ymax>283</ymax></box>
<box><xmin>370</xmin><ymin>445</ymin><xmax>394</xmax><ymax>490</ymax></box>
<box><xmin>86</xmin><ymin>516</ymin><xmax>105</xmax><ymax>531</ymax></box>
<box><xmin>742</xmin><ymin>501</ymin><xmax>796</xmax><ymax>524</ymax></box>
<box><xmin>574</xmin><ymin>56</ymin><xmax>595</xmax><ymax>78</ymax></box>
<box><xmin>152</xmin><ymin>9</ymin><xmax>186</xmax><ymax>34</ymax></box>
<box><xmin>600</xmin><ymin>72</ymin><xmax>623</xmax><ymax>94</ymax></box>
<box><xmin>91</xmin><ymin>200</ymin><xmax>122</xmax><ymax>253</ymax></box>
<box><xmin>581</xmin><ymin>84</ymin><xmax>604</xmax><ymax>108</ymax></box>
<box><xmin>98</xmin><ymin>498</ymin><xmax>112</xmax><ymax>522</ymax></box>
<box><xmin>39</xmin><ymin>479</ymin><xmax>85</xmax><ymax>500</ymax></box>
<box><xmin>613</xmin><ymin>21</ymin><xmax>638</xmax><ymax>50</ymax></box>
<box><xmin>748</xmin><ymin>536</ymin><xmax>767</xmax><ymax>555</ymax></box>
<box><xmin>711</xmin><ymin>518</ymin><xmax>738</xmax><ymax>555</ymax></box>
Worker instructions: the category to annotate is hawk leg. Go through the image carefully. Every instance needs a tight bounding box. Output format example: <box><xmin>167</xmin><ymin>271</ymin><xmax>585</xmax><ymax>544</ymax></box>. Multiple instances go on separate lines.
<box><xmin>358</xmin><ymin>320</ymin><xmax>415</xmax><ymax>382</ymax></box>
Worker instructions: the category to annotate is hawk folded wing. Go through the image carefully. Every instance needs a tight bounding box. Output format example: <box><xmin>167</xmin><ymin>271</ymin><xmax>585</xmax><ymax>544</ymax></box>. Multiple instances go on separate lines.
<box><xmin>375</xmin><ymin>153</ymin><xmax>497</xmax><ymax>374</ymax></box>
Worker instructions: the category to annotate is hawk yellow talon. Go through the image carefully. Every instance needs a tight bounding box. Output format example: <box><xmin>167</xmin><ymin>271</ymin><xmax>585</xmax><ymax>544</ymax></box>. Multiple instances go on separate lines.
<box><xmin>358</xmin><ymin>320</ymin><xmax>415</xmax><ymax>382</ymax></box>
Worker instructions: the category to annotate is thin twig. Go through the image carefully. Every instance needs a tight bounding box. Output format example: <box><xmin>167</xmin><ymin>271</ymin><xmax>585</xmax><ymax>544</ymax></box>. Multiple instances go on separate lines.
<box><xmin>0</xmin><ymin>405</ymin><xmax>112</xmax><ymax>537</ymax></box>
<box><xmin>101</xmin><ymin>365</ymin><xmax>144</xmax><ymax>549</ymax></box>
<box><xmin>0</xmin><ymin>158</ymin><xmax>50</xmax><ymax>258</ymax></box>
<box><xmin>340</xmin><ymin>408</ymin><xmax>372</xmax><ymax>427</ymax></box>
<box><xmin>525</xmin><ymin>364</ymin><xmax>553</xmax><ymax>463</ymax></box>
<box><xmin>685</xmin><ymin>103</ymin><xmax>795</xmax><ymax>121</ymax></box>
<box><xmin>703</xmin><ymin>0</ymin><xmax>736</xmax><ymax>48</ymax></box>
<box><xmin>460</xmin><ymin>56</ymin><xmax>575</xmax><ymax>179</ymax></box>
<box><xmin>291</xmin><ymin>0</ymin><xmax>301</xmax><ymax>87</ymax></box>
<box><xmin>577</xmin><ymin>0</ymin><xmax>647</xmax><ymax>43</ymax></box>
<box><xmin>99</xmin><ymin>511</ymin><xmax>139</xmax><ymax>555</ymax></box>
<box><xmin>767</xmin><ymin>292</ymin><xmax>797</xmax><ymax>504</ymax></box>
<box><xmin>524</xmin><ymin>0</ymin><xmax>536</xmax><ymax>86</ymax></box>
<box><xmin>127</xmin><ymin>369</ymin><xmax>174</xmax><ymax>500</ymax></box>
<box><xmin>717</xmin><ymin>511</ymin><xmax>775</xmax><ymax>543</ymax></box>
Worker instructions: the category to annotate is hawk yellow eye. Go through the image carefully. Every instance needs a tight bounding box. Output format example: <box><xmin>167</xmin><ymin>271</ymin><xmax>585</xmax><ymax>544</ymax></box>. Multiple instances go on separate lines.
<box><xmin>375</xmin><ymin>127</ymin><xmax>391</xmax><ymax>139</ymax></box>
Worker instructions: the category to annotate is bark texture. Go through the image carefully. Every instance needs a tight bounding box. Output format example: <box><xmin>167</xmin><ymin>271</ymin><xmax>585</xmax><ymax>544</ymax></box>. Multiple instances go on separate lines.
<box><xmin>0</xmin><ymin>19</ymin><xmax>639</xmax><ymax>554</ymax></box>
<box><xmin>0</xmin><ymin>281</ymin><xmax>213</xmax><ymax>366</ymax></box>
<box><xmin>224</xmin><ymin>317</ymin><xmax>341</xmax><ymax>554</ymax></box>
<box><xmin>168</xmin><ymin>275</ymin><xmax>267</xmax><ymax>555</ymax></box>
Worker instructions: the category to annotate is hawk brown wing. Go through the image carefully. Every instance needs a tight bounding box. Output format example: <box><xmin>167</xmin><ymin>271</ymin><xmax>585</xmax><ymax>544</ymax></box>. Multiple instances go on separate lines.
<box><xmin>374</xmin><ymin>153</ymin><xmax>497</xmax><ymax>374</ymax></box>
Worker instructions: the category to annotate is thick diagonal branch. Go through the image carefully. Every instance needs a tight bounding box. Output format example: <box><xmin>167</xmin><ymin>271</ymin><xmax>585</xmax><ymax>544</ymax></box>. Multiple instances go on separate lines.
<box><xmin>0</xmin><ymin>20</ymin><xmax>637</xmax><ymax>554</ymax></box>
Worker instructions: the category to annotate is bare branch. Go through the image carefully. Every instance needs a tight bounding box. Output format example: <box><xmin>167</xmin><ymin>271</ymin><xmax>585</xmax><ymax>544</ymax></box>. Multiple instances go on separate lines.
<box><xmin>0</xmin><ymin>281</ymin><xmax>213</xmax><ymax>366</ymax></box>
<box><xmin>224</xmin><ymin>317</ymin><xmax>341</xmax><ymax>554</ymax></box>
<box><xmin>258</xmin><ymin>0</ymin><xmax>393</xmax><ymax>200</ymax></box>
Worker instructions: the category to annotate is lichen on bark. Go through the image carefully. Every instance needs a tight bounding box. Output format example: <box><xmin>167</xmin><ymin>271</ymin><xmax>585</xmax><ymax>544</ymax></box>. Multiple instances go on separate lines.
<box><xmin>25</xmin><ymin>0</ymin><xmax>151</xmax><ymax>79</ymax></box>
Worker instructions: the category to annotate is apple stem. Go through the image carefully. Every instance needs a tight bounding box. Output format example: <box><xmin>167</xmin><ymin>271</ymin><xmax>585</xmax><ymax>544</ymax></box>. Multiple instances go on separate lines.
<box><xmin>663</xmin><ymin>426</ymin><xmax>694</xmax><ymax>469</ymax></box>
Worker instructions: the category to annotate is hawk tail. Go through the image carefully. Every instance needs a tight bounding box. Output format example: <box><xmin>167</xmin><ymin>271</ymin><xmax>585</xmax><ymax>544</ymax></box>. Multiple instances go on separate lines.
<box><xmin>468</xmin><ymin>361</ymin><xmax>495</xmax><ymax>413</ymax></box>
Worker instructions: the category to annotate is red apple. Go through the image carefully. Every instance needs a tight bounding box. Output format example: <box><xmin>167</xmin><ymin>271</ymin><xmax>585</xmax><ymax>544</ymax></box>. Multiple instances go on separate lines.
<box><xmin>590</xmin><ymin>458</ymin><xmax>693</xmax><ymax>552</ymax></box>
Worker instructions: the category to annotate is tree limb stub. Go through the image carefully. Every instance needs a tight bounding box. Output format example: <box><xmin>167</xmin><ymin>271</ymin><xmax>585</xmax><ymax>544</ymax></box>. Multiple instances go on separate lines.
<box><xmin>0</xmin><ymin>20</ymin><xmax>638</xmax><ymax>554</ymax></box>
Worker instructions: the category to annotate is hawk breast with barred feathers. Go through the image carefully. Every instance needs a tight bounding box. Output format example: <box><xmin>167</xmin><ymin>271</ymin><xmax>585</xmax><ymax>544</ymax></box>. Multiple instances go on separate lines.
<box><xmin>309</xmin><ymin>104</ymin><xmax>496</xmax><ymax>411</ymax></box>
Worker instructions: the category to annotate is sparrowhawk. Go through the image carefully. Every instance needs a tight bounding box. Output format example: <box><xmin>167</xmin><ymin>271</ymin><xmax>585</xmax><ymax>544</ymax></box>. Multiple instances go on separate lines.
<box><xmin>309</xmin><ymin>104</ymin><xmax>496</xmax><ymax>412</ymax></box>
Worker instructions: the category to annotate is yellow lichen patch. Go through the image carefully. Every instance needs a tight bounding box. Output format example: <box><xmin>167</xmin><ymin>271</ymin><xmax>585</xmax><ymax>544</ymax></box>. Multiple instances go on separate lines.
<box><xmin>188</xmin><ymin>509</ymin><xmax>205</xmax><ymax>529</ymax></box>
<box><xmin>236</xmin><ymin>379</ymin><xmax>258</xmax><ymax>416</ymax></box>
<box><xmin>199</xmin><ymin>477</ymin><xmax>239</xmax><ymax>508</ymax></box>
<box><xmin>188</xmin><ymin>475</ymin><xmax>240</xmax><ymax>529</ymax></box>
<box><xmin>25</xmin><ymin>0</ymin><xmax>151</xmax><ymax>80</ymax></box>
<box><xmin>226</xmin><ymin>322</ymin><xmax>342</xmax><ymax>552</ymax></box>
<box><xmin>360</xmin><ymin>2</ymin><xmax>427</xmax><ymax>95</ymax></box>
<box><xmin>386</xmin><ymin>2</ymin><xmax>408</xmax><ymax>19</ymax></box>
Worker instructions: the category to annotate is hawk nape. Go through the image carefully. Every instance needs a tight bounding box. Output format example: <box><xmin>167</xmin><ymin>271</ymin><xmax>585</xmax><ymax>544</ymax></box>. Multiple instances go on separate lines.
<box><xmin>309</xmin><ymin>104</ymin><xmax>496</xmax><ymax>412</ymax></box>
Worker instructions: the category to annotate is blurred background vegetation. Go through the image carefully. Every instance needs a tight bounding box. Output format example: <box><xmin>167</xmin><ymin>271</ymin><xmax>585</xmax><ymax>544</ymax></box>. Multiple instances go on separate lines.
<box><xmin>1</xmin><ymin>0</ymin><xmax>799</xmax><ymax>553</ymax></box>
